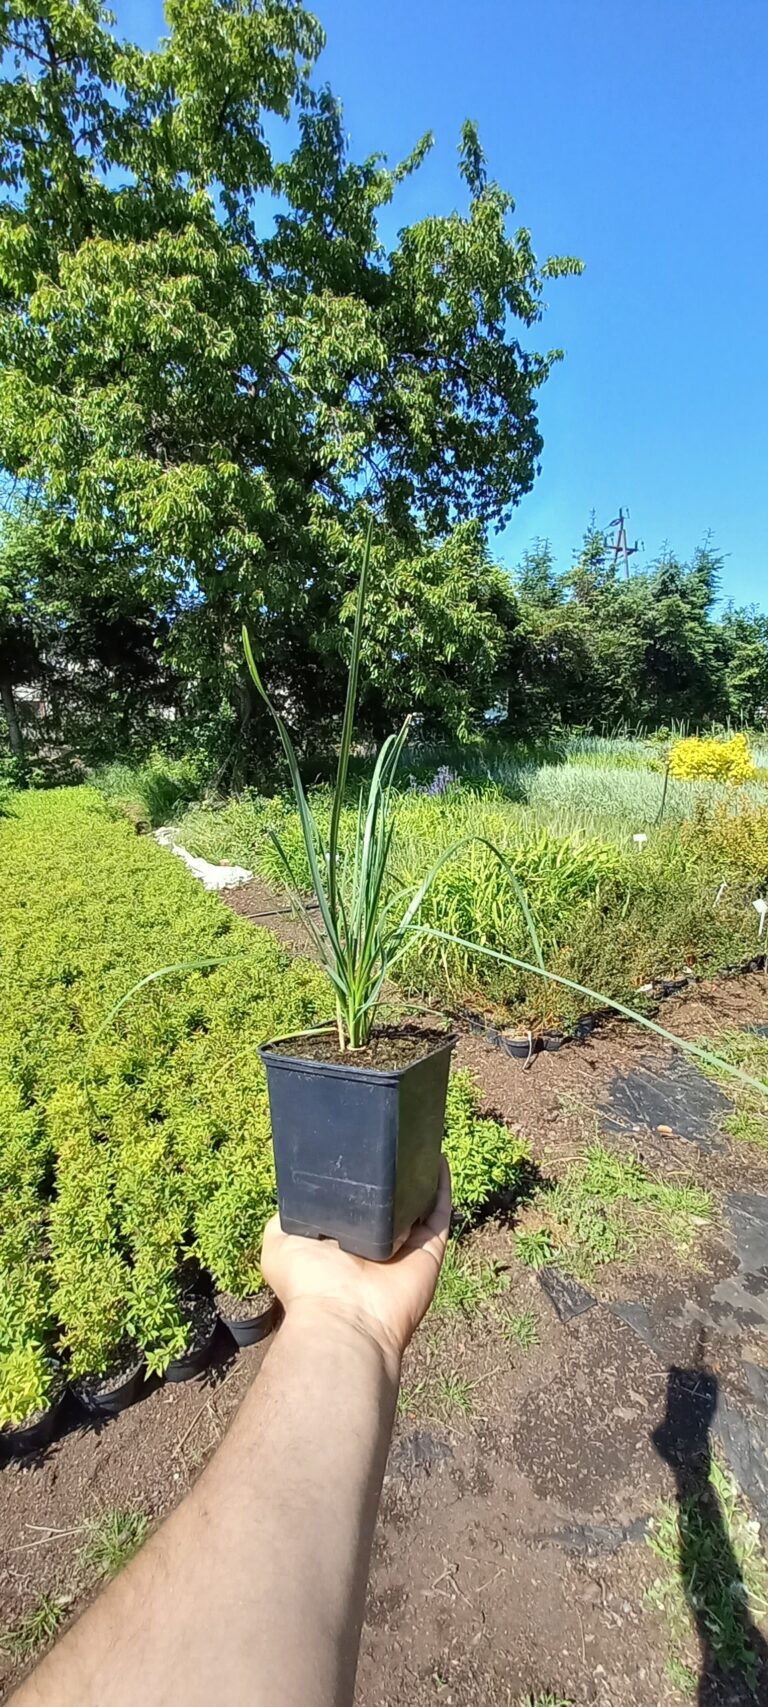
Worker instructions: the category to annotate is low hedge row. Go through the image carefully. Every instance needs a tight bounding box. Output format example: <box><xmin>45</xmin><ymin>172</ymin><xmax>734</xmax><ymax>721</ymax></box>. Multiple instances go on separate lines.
<box><xmin>0</xmin><ymin>788</ymin><xmax>526</xmax><ymax>1425</ymax></box>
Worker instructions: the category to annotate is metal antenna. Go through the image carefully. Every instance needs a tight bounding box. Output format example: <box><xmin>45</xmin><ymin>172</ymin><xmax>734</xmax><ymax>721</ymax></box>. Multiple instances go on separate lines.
<box><xmin>608</xmin><ymin>507</ymin><xmax>640</xmax><ymax>580</ymax></box>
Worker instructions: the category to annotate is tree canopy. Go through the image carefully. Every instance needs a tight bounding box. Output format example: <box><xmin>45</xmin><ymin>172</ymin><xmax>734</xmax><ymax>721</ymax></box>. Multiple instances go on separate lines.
<box><xmin>0</xmin><ymin>1</ymin><xmax>764</xmax><ymax>776</ymax></box>
<box><xmin>0</xmin><ymin>0</ymin><xmax>582</xmax><ymax>769</ymax></box>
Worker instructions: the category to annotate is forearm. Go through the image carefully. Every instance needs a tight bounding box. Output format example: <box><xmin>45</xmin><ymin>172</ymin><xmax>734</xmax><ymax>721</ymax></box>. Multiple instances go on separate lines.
<box><xmin>13</xmin><ymin>1304</ymin><xmax>399</xmax><ymax>1707</ymax></box>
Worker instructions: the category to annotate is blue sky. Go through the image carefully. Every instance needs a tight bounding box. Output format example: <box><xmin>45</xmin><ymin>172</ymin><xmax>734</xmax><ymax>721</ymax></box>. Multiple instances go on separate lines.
<box><xmin>125</xmin><ymin>0</ymin><xmax>768</xmax><ymax>608</ymax></box>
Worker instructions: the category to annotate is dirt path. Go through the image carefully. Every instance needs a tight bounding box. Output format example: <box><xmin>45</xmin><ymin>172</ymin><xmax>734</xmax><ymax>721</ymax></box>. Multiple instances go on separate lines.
<box><xmin>2</xmin><ymin>880</ymin><xmax>768</xmax><ymax>1703</ymax></box>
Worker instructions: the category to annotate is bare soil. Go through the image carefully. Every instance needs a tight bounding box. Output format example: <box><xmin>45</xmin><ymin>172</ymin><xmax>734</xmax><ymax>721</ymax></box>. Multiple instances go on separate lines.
<box><xmin>268</xmin><ymin>1026</ymin><xmax>451</xmax><ymax>1070</ymax></box>
<box><xmin>213</xmin><ymin>1290</ymin><xmax>267</xmax><ymax>1325</ymax></box>
<box><xmin>2</xmin><ymin>888</ymin><xmax>768</xmax><ymax>1704</ymax></box>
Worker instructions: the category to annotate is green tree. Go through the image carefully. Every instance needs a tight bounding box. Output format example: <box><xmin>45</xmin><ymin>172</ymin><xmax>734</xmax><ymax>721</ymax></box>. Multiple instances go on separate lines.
<box><xmin>345</xmin><ymin>521</ymin><xmax>521</xmax><ymax>740</ymax></box>
<box><xmin>718</xmin><ymin>605</ymin><xmax>768</xmax><ymax>726</ymax></box>
<box><xmin>515</xmin><ymin>538</ymin><xmax>561</xmax><ymax>610</ymax></box>
<box><xmin>0</xmin><ymin>1</ymin><xmax>581</xmax><ymax>761</ymax></box>
<box><xmin>635</xmin><ymin>545</ymin><xmax>727</xmax><ymax>725</ymax></box>
<box><xmin>0</xmin><ymin>501</ymin><xmax>174</xmax><ymax>768</ymax></box>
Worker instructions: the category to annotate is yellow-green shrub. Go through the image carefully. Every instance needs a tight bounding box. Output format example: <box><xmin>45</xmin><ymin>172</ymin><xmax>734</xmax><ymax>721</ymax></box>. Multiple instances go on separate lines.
<box><xmin>443</xmin><ymin>1072</ymin><xmax>530</xmax><ymax>1214</ymax></box>
<box><xmin>669</xmin><ymin>733</ymin><xmax>756</xmax><ymax>784</ymax></box>
<box><xmin>0</xmin><ymin>787</ymin><xmax>523</xmax><ymax>1392</ymax></box>
<box><xmin>0</xmin><ymin>788</ymin><xmax>331</xmax><ymax>1386</ymax></box>
<box><xmin>685</xmin><ymin>801</ymin><xmax>768</xmax><ymax>884</ymax></box>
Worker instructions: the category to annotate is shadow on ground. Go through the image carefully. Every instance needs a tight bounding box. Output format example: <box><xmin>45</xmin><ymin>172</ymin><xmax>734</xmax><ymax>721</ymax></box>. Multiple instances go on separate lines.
<box><xmin>652</xmin><ymin>1356</ymin><xmax>768</xmax><ymax>1705</ymax></box>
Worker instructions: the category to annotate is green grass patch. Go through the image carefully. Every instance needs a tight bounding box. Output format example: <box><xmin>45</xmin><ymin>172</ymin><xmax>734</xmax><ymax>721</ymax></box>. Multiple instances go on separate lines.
<box><xmin>433</xmin><ymin>1370</ymin><xmax>477</xmax><ymax>1419</ymax></box>
<box><xmin>516</xmin><ymin>1696</ymin><xmax>573</xmax><ymax>1707</ymax></box>
<box><xmin>647</xmin><ymin>1460</ymin><xmax>768</xmax><ymax>1691</ymax></box>
<box><xmin>514</xmin><ymin>1144</ymin><xmax>711</xmax><ymax>1280</ymax></box>
<box><xmin>79</xmin><ymin>1509</ymin><xmax>150</xmax><ymax>1580</ymax></box>
<box><xmin>0</xmin><ymin>1595</ymin><xmax>65</xmax><ymax>1660</ymax></box>
<box><xmin>497</xmin><ymin>1307</ymin><xmax>540</xmax><ymax>1349</ymax></box>
<box><xmin>433</xmin><ymin>1240</ymin><xmax>508</xmax><ymax>1315</ymax></box>
<box><xmin>697</xmin><ymin>1031</ymin><xmax>768</xmax><ymax>1151</ymax></box>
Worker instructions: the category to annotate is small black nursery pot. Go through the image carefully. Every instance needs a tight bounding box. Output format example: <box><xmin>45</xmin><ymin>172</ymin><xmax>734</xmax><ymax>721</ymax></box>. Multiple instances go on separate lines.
<box><xmin>165</xmin><ymin>1290</ymin><xmax>220</xmax><ymax>1384</ymax></box>
<box><xmin>260</xmin><ymin>1031</ymin><xmax>455</xmax><ymax>1262</ymax></box>
<box><xmin>0</xmin><ymin>1385</ymin><xmax>67</xmax><ymax>1462</ymax></box>
<box><xmin>215</xmin><ymin>1289</ymin><xmax>278</xmax><ymax>1349</ymax></box>
<box><xmin>74</xmin><ymin>1351</ymin><xmax>147</xmax><ymax>1419</ymax></box>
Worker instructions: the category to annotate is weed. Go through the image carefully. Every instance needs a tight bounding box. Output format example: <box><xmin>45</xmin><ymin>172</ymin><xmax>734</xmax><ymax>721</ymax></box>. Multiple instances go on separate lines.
<box><xmin>515</xmin><ymin>1228</ymin><xmax>559</xmax><ymax>1270</ymax></box>
<box><xmin>434</xmin><ymin>1371</ymin><xmax>476</xmax><ymax>1418</ymax></box>
<box><xmin>0</xmin><ymin>1595</ymin><xmax>64</xmax><ymax>1660</ymax></box>
<box><xmin>434</xmin><ymin>1241</ymin><xmax>508</xmax><ymax>1315</ymax></box>
<box><xmin>397</xmin><ymin>1378</ymin><xmax>426</xmax><ymax>1416</ymax></box>
<box><xmin>498</xmin><ymin>1307</ymin><xmax>539</xmax><ymax>1349</ymax></box>
<box><xmin>664</xmin><ymin>1655</ymin><xmax>697</xmax><ymax>1696</ymax></box>
<box><xmin>517</xmin><ymin>1143</ymin><xmax>711</xmax><ymax>1281</ymax></box>
<box><xmin>516</xmin><ymin>1695</ymin><xmax>573</xmax><ymax>1707</ymax></box>
<box><xmin>699</xmin><ymin>1031</ymin><xmax>768</xmax><ymax>1151</ymax></box>
<box><xmin>79</xmin><ymin>1508</ymin><xmax>150</xmax><ymax>1580</ymax></box>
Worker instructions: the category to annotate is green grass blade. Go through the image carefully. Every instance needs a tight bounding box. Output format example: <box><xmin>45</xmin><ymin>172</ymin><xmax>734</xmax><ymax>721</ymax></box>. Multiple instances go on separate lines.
<box><xmin>328</xmin><ymin>515</ymin><xmax>374</xmax><ymax>917</ymax></box>
<box><xmin>242</xmin><ymin>626</ymin><xmax>268</xmax><ymax>702</ymax></box>
<box><xmin>84</xmin><ymin>950</ymin><xmax>252</xmax><ymax>1101</ymax></box>
<box><xmin>388</xmin><ymin>834</ymin><xmax>545</xmax><ymax>970</ymax></box>
<box><xmin>265</xmin><ymin>829</ymin><xmax>333</xmax><ymax>964</ymax></box>
<box><xmin>474</xmin><ymin>838</ymin><xmax>546</xmax><ymax>970</ymax></box>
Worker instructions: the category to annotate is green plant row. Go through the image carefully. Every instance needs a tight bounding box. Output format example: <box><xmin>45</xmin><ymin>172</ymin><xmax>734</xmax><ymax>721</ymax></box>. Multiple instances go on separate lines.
<box><xmin>0</xmin><ymin>789</ymin><xmax>525</xmax><ymax>1424</ymax></box>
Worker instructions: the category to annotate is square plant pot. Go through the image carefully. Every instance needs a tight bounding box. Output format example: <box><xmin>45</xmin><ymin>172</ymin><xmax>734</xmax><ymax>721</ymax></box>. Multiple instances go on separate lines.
<box><xmin>259</xmin><ymin>1033</ymin><xmax>455</xmax><ymax>1261</ymax></box>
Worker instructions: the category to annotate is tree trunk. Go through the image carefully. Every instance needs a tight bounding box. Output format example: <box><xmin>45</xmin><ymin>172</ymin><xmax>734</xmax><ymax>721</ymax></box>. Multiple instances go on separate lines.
<box><xmin>0</xmin><ymin>667</ymin><xmax>25</xmax><ymax>759</ymax></box>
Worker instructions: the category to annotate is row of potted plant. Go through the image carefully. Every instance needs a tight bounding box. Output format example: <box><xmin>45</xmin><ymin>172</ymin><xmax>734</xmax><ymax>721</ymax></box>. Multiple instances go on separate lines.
<box><xmin>1</xmin><ymin>1092</ymin><xmax>280</xmax><ymax>1457</ymax></box>
<box><xmin>0</xmin><ymin>1274</ymin><xmax>278</xmax><ymax>1460</ymax></box>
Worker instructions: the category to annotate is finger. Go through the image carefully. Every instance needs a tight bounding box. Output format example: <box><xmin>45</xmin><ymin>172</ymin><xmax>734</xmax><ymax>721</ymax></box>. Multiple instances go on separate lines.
<box><xmin>428</xmin><ymin>1156</ymin><xmax>452</xmax><ymax>1238</ymax></box>
<box><xmin>261</xmin><ymin>1212</ymin><xmax>282</xmax><ymax>1251</ymax></box>
<box><xmin>259</xmin><ymin>1212</ymin><xmax>285</xmax><ymax>1282</ymax></box>
<box><xmin>398</xmin><ymin>1157</ymin><xmax>452</xmax><ymax>1266</ymax></box>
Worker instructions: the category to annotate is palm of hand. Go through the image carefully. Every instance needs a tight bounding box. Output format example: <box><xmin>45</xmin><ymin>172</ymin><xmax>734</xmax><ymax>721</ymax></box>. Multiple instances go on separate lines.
<box><xmin>261</xmin><ymin>1158</ymin><xmax>451</xmax><ymax>1362</ymax></box>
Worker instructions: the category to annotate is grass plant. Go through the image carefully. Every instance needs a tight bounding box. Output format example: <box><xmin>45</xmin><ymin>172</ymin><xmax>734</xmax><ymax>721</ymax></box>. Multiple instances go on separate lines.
<box><xmin>0</xmin><ymin>1596</ymin><xmax>64</xmax><ymax>1660</ymax></box>
<box><xmin>79</xmin><ymin>1509</ymin><xmax>150</xmax><ymax>1580</ymax></box>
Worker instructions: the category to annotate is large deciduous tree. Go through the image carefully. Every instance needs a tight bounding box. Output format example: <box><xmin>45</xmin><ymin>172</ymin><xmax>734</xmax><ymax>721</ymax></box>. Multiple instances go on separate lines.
<box><xmin>0</xmin><ymin>0</ymin><xmax>581</xmax><ymax>763</ymax></box>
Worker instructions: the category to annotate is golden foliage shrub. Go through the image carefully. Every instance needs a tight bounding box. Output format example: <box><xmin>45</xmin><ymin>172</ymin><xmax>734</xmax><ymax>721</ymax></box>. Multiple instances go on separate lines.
<box><xmin>669</xmin><ymin>733</ymin><xmax>756</xmax><ymax>784</ymax></box>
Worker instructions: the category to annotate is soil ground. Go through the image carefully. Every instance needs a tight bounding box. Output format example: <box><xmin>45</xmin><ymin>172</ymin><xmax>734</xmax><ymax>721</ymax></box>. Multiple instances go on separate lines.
<box><xmin>3</xmin><ymin>878</ymin><xmax>768</xmax><ymax>1704</ymax></box>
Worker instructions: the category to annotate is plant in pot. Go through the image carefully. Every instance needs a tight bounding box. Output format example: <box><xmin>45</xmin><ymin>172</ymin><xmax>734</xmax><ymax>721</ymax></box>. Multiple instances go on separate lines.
<box><xmin>129</xmin><ymin>1249</ymin><xmax>219</xmax><ymax>1384</ymax></box>
<box><xmin>0</xmin><ymin>1208</ymin><xmax>66</xmax><ymax>1457</ymax></box>
<box><xmin>242</xmin><ymin>521</ymin><xmax>768</xmax><ymax>1253</ymax></box>
<box><xmin>55</xmin><ymin>1253</ymin><xmax>145</xmax><ymax>1418</ymax></box>
<box><xmin>194</xmin><ymin>1153</ymin><xmax>278</xmax><ymax>1346</ymax></box>
<box><xmin>97</xmin><ymin>527</ymin><xmax>768</xmax><ymax>1267</ymax></box>
<box><xmin>241</xmin><ymin>523</ymin><xmax>469</xmax><ymax>1262</ymax></box>
<box><xmin>48</xmin><ymin>1106</ymin><xmax>145</xmax><ymax>1416</ymax></box>
<box><xmin>0</xmin><ymin>1337</ymin><xmax>67</xmax><ymax>1459</ymax></box>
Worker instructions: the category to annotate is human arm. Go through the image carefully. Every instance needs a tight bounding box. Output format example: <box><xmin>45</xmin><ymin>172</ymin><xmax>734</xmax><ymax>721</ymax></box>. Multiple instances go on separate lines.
<box><xmin>13</xmin><ymin>1160</ymin><xmax>451</xmax><ymax>1707</ymax></box>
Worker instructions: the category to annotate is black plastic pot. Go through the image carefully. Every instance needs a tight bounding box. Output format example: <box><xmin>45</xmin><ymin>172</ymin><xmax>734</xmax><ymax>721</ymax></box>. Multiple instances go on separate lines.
<box><xmin>75</xmin><ymin>1360</ymin><xmax>147</xmax><ymax>1419</ymax></box>
<box><xmin>540</xmin><ymin>1030</ymin><xmax>565</xmax><ymax>1053</ymax></box>
<box><xmin>260</xmin><ymin>1033</ymin><xmax>455</xmax><ymax>1261</ymax></box>
<box><xmin>216</xmin><ymin>1292</ymin><xmax>278</xmax><ymax>1349</ymax></box>
<box><xmin>165</xmin><ymin>1315</ymin><xmax>219</xmax><ymax>1384</ymax></box>
<box><xmin>498</xmin><ymin>1033</ymin><xmax>535</xmax><ymax>1061</ymax></box>
<box><xmin>0</xmin><ymin>1387</ymin><xmax>67</xmax><ymax>1461</ymax></box>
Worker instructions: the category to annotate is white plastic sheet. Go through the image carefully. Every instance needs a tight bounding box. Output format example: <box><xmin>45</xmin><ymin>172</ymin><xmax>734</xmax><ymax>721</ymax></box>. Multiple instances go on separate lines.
<box><xmin>153</xmin><ymin>827</ymin><xmax>253</xmax><ymax>891</ymax></box>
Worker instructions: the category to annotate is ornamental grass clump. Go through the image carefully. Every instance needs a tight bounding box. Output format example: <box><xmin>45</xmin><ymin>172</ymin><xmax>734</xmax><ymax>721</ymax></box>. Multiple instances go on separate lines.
<box><xmin>242</xmin><ymin>521</ymin><xmax>544</xmax><ymax>1053</ymax></box>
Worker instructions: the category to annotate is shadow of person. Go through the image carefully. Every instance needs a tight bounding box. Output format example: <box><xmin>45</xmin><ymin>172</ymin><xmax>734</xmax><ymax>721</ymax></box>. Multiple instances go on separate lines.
<box><xmin>652</xmin><ymin>1361</ymin><xmax>768</xmax><ymax>1704</ymax></box>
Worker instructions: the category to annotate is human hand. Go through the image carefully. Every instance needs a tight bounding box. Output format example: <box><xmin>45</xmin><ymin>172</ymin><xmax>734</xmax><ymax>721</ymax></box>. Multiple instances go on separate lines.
<box><xmin>261</xmin><ymin>1157</ymin><xmax>451</xmax><ymax>1370</ymax></box>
